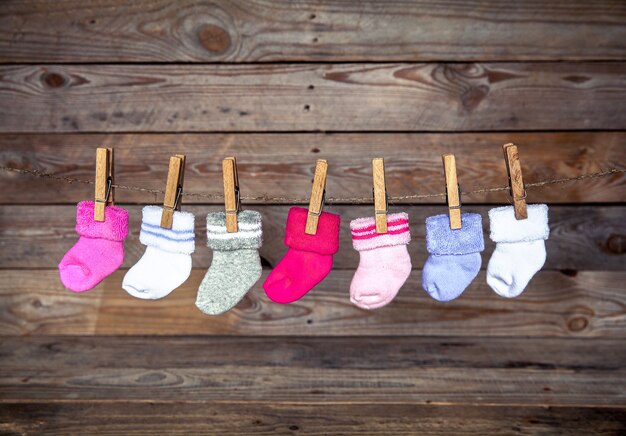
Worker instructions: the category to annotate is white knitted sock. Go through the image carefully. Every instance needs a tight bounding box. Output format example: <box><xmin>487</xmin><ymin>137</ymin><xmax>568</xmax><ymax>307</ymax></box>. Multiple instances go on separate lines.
<box><xmin>122</xmin><ymin>206</ymin><xmax>195</xmax><ymax>300</ymax></box>
<box><xmin>486</xmin><ymin>204</ymin><xmax>549</xmax><ymax>298</ymax></box>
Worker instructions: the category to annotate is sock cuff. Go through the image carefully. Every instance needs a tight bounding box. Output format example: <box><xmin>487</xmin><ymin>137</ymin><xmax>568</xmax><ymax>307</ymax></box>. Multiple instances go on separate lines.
<box><xmin>350</xmin><ymin>212</ymin><xmax>411</xmax><ymax>251</ymax></box>
<box><xmin>75</xmin><ymin>201</ymin><xmax>129</xmax><ymax>241</ymax></box>
<box><xmin>284</xmin><ymin>207</ymin><xmax>341</xmax><ymax>255</ymax></box>
<box><xmin>206</xmin><ymin>210</ymin><xmax>263</xmax><ymax>251</ymax></box>
<box><xmin>425</xmin><ymin>212</ymin><xmax>485</xmax><ymax>255</ymax></box>
<box><xmin>489</xmin><ymin>204</ymin><xmax>549</xmax><ymax>243</ymax></box>
<box><xmin>139</xmin><ymin>205</ymin><xmax>195</xmax><ymax>254</ymax></box>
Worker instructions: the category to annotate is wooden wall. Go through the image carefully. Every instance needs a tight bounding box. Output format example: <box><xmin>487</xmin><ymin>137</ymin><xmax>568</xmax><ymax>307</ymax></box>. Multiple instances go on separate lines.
<box><xmin>0</xmin><ymin>1</ymin><xmax>625</xmax><ymax>433</ymax></box>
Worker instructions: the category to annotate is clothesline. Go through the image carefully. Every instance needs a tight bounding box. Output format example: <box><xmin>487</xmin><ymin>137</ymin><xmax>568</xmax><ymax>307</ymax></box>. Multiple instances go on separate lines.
<box><xmin>1</xmin><ymin>165</ymin><xmax>623</xmax><ymax>204</ymax></box>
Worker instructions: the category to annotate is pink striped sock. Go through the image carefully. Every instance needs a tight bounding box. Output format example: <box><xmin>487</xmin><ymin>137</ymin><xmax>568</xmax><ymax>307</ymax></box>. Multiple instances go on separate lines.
<box><xmin>349</xmin><ymin>212</ymin><xmax>412</xmax><ymax>310</ymax></box>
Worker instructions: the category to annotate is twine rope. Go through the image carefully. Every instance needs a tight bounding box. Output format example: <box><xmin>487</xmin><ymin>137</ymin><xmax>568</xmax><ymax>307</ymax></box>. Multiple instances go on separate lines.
<box><xmin>1</xmin><ymin>165</ymin><xmax>623</xmax><ymax>204</ymax></box>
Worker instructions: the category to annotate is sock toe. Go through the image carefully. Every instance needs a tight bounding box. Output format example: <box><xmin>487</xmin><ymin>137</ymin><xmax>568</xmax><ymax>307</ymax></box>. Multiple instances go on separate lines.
<box><xmin>351</xmin><ymin>292</ymin><xmax>389</xmax><ymax>310</ymax></box>
<box><xmin>59</xmin><ymin>263</ymin><xmax>92</xmax><ymax>292</ymax></box>
<box><xmin>122</xmin><ymin>281</ymin><xmax>154</xmax><ymax>299</ymax></box>
<box><xmin>425</xmin><ymin>281</ymin><xmax>462</xmax><ymax>302</ymax></box>
<box><xmin>264</xmin><ymin>276</ymin><xmax>296</xmax><ymax>303</ymax></box>
<box><xmin>487</xmin><ymin>273</ymin><xmax>515</xmax><ymax>298</ymax></box>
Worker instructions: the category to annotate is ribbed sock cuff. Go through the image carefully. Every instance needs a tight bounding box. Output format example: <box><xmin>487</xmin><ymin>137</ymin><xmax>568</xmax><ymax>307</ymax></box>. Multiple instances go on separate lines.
<box><xmin>284</xmin><ymin>207</ymin><xmax>340</xmax><ymax>255</ymax></box>
<box><xmin>75</xmin><ymin>201</ymin><xmax>129</xmax><ymax>241</ymax></box>
<box><xmin>425</xmin><ymin>213</ymin><xmax>484</xmax><ymax>255</ymax></box>
<box><xmin>350</xmin><ymin>212</ymin><xmax>410</xmax><ymax>251</ymax></box>
<box><xmin>139</xmin><ymin>205</ymin><xmax>195</xmax><ymax>254</ymax></box>
<box><xmin>489</xmin><ymin>204</ymin><xmax>549</xmax><ymax>243</ymax></box>
<box><xmin>206</xmin><ymin>210</ymin><xmax>263</xmax><ymax>251</ymax></box>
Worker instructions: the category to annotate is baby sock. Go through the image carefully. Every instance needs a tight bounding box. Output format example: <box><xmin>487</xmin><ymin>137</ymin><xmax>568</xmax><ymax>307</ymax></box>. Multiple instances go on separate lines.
<box><xmin>122</xmin><ymin>206</ymin><xmax>195</xmax><ymax>300</ymax></box>
<box><xmin>59</xmin><ymin>201</ymin><xmax>129</xmax><ymax>292</ymax></box>
<box><xmin>263</xmin><ymin>207</ymin><xmax>340</xmax><ymax>304</ymax></box>
<box><xmin>196</xmin><ymin>210</ymin><xmax>263</xmax><ymax>315</ymax></box>
<box><xmin>422</xmin><ymin>213</ymin><xmax>484</xmax><ymax>302</ymax></box>
<box><xmin>487</xmin><ymin>204</ymin><xmax>549</xmax><ymax>298</ymax></box>
<box><xmin>349</xmin><ymin>212</ymin><xmax>412</xmax><ymax>309</ymax></box>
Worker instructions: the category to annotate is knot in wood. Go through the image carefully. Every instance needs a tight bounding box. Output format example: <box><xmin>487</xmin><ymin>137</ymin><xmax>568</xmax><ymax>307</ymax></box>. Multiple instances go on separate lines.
<box><xmin>198</xmin><ymin>24</ymin><xmax>231</xmax><ymax>54</ymax></box>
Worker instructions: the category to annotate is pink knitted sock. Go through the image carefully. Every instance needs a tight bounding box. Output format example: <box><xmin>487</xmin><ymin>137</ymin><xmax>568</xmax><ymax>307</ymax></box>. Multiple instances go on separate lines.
<box><xmin>59</xmin><ymin>201</ymin><xmax>129</xmax><ymax>292</ymax></box>
<box><xmin>263</xmin><ymin>207</ymin><xmax>340</xmax><ymax>304</ymax></box>
<box><xmin>349</xmin><ymin>212</ymin><xmax>412</xmax><ymax>309</ymax></box>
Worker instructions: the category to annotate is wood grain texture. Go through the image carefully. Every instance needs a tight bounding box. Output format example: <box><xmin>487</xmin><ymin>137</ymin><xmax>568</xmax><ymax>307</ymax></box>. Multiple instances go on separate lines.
<box><xmin>1</xmin><ymin>270</ymin><xmax>624</xmax><ymax>337</ymax></box>
<box><xmin>1</xmin><ymin>0</ymin><xmax>625</xmax><ymax>62</ymax></box>
<box><xmin>1</xmin><ymin>402</ymin><xmax>624</xmax><ymax>436</ymax></box>
<box><xmin>1</xmin><ymin>63</ymin><xmax>625</xmax><ymax>132</ymax></box>
<box><xmin>1</xmin><ymin>205</ymin><xmax>623</xmax><ymax>270</ymax></box>
<box><xmin>1</xmin><ymin>132</ymin><xmax>624</xmax><ymax>204</ymax></box>
<box><xmin>0</xmin><ymin>336</ymin><xmax>624</xmax><ymax>405</ymax></box>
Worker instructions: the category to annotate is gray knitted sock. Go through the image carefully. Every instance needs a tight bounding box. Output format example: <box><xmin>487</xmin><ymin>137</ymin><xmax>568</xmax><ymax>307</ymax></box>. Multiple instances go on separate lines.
<box><xmin>196</xmin><ymin>210</ymin><xmax>263</xmax><ymax>315</ymax></box>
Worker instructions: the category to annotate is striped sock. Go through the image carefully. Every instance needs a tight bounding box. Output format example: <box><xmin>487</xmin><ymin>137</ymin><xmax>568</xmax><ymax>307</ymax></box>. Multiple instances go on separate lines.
<box><xmin>122</xmin><ymin>206</ymin><xmax>195</xmax><ymax>300</ymax></box>
<box><xmin>349</xmin><ymin>212</ymin><xmax>412</xmax><ymax>309</ymax></box>
<box><xmin>196</xmin><ymin>210</ymin><xmax>263</xmax><ymax>315</ymax></box>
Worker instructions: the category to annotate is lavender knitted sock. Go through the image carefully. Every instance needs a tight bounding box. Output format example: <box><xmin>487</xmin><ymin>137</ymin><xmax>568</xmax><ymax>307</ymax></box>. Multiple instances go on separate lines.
<box><xmin>422</xmin><ymin>213</ymin><xmax>484</xmax><ymax>302</ymax></box>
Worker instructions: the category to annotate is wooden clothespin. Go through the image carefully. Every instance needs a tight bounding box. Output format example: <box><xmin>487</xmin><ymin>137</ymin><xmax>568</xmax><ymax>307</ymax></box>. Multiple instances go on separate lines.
<box><xmin>372</xmin><ymin>158</ymin><xmax>388</xmax><ymax>233</ymax></box>
<box><xmin>503</xmin><ymin>143</ymin><xmax>528</xmax><ymax>220</ymax></box>
<box><xmin>222</xmin><ymin>157</ymin><xmax>240</xmax><ymax>233</ymax></box>
<box><xmin>305</xmin><ymin>159</ymin><xmax>328</xmax><ymax>235</ymax></box>
<box><xmin>94</xmin><ymin>147</ymin><xmax>114</xmax><ymax>222</ymax></box>
<box><xmin>442</xmin><ymin>153</ymin><xmax>462</xmax><ymax>230</ymax></box>
<box><xmin>160</xmin><ymin>154</ymin><xmax>186</xmax><ymax>229</ymax></box>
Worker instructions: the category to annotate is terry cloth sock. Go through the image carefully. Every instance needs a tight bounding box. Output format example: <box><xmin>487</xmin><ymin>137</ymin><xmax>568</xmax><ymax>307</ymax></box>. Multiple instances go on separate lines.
<box><xmin>196</xmin><ymin>210</ymin><xmax>263</xmax><ymax>315</ymax></box>
<box><xmin>349</xmin><ymin>212</ymin><xmax>412</xmax><ymax>310</ymax></box>
<box><xmin>422</xmin><ymin>213</ymin><xmax>484</xmax><ymax>302</ymax></box>
<box><xmin>122</xmin><ymin>206</ymin><xmax>195</xmax><ymax>300</ymax></box>
<box><xmin>59</xmin><ymin>201</ymin><xmax>129</xmax><ymax>292</ymax></box>
<box><xmin>263</xmin><ymin>207</ymin><xmax>340</xmax><ymax>304</ymax></box>
<box><xmin>487</xmin><ymin>204</ymin><xmax>549</xmax><ymax>298</ymax></box>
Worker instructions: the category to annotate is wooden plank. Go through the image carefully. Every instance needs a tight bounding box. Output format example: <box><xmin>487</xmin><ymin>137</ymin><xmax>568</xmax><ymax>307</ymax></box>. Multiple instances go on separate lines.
<box><xmin>0</xmin><ymin>402</ymin><xmax>624</xmax><ymax>435</ymax></box>
<box><xmin>1</xmin><ymin>205</ymin><xmax>623</xmax><ymax>271</ymax></box>
<box><xmin>1</xmin><ymin>63</ymin><xmax>625</xmax><ymax>132</ymax></box>
<box><xmin>0</xmin><ymin>270</ymin><xmax>624</xmax><ymax>337</ymax></box>
<box><xmin>1</xmin><ymin>132</ymin><xmax>624</xmax><ymax>204</ymax></box>
<box><xmin>0</xmin><ymin>0</ymin><xmax>625</xmax><ymax>62</ymax></box>
<box><xmin>0</xmin><ymin>336</ymin><xmax>624</xmax><ymax>405</ymax></box>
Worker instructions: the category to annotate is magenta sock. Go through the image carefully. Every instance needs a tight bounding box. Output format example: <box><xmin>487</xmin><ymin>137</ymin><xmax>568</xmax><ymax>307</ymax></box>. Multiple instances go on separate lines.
<box><xmin>263</xmin><ymin>207</ymin><xmax>340</xmax><ymax>304</ymax></box>
<box><xmin>59</xmin><ymin>201</ymin><xmax>129</xmax><ymax>292</ymax></box>
<box><xmin>349</xmin><ymin>212</ymin><xmax>412</xmax><ymax>309</ymax></box>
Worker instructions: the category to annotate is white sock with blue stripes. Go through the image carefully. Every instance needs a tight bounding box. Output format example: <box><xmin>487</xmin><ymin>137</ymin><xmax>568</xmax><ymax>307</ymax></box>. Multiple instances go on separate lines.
<box><xmin>123</xmin><ymin>206</ymin><xmax>195</xmax><ymax>300</ymax></box>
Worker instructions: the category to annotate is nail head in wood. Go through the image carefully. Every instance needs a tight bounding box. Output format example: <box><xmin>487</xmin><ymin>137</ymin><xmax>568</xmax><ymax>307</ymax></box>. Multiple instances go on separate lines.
<box><xmin>503</xmin><ymin>143</ymin><xmax>528</xmax><ymax>220</ymax></box>
<box><xmin>160</xmin><ymin>155</ymin><xmax>185</xmax><ymax>229</ymax></box>
<box><xmin>372</xmin><ymin>158</ymin><xmax>388</xmax><ymax>234</ymax></box>
<box><xmin>305</xmin><ymin>159</ymin><xmax>328</xmax><ymax>235</ymax></box>
<box><xmin>223</xmin><ymin>157</ymin><xmax>240</xmax><ymax>233</ymax></box>
<box><xmin>442</xmin><ymin>153</ymin><xmax>462</xmax><ymax>230</ymax></box>
<box><xmin>94</xmin><ymin>147</ymin><xmax>114</xmax><ymax>222</ymax></box>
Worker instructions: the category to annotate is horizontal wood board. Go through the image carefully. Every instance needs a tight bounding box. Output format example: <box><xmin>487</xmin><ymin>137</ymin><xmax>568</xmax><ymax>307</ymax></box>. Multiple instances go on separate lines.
<box><xmin>0</xmin><ymin>336</ymin><xmax>624</xmax><ymax>406</ymax></box>
<box><xmin>1</xmin><ymin>132</ymin><xmax>624</xmax><ymax>204</ymax></box>
<box><xmin>1</xmin><ymin>270</ymin><xmax>624</xmax><ymax>337</ymax></box>
<box><xmin>1</xmin><ymin>63</ymin><xmax>626</xmax><ymax>132</ymax></box>
<box><xmin>1</xmin><ymin>0</ymin><xmax>625</xmax><ymax>62</ymax></box>
<box><xmin>1</xmin><ymin>205</ymin><xmax>623</xmax><ymax>270</ymax></box>
<box><xmin>0</xmin><ymin>402</ymin><xmax>624</xmax><ymax>435</ymax></box>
